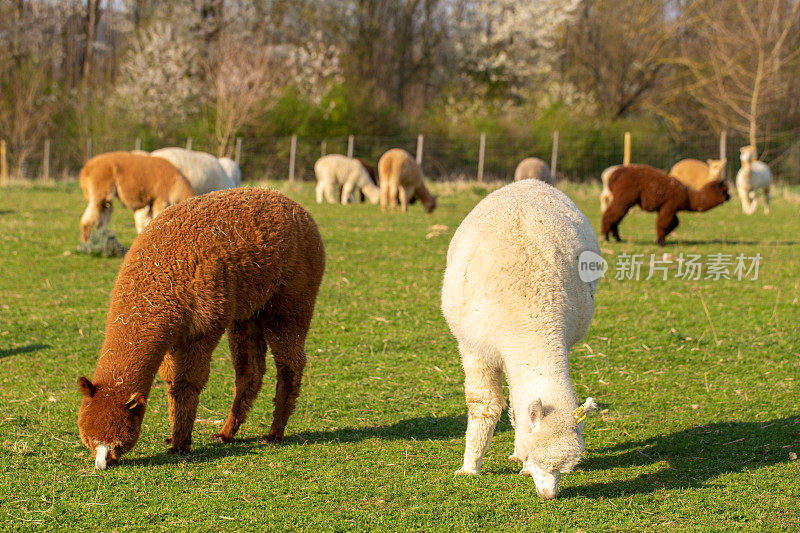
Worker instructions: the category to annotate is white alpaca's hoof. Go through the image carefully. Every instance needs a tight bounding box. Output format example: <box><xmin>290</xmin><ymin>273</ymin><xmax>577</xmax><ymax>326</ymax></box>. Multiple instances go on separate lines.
<box><xmin>455</xmin><ymin>468</ymin><xmax>478</xmax><ymax>476</ymax></box>
<box><xmin>508</xmin><ymin>454</ymin><xmax>521</xmax><ymax>464</ymax></box>
<box><xmin>519</xmin><ymin>468</ymin><xmax>532</xmax><ymax>477</ymax></box>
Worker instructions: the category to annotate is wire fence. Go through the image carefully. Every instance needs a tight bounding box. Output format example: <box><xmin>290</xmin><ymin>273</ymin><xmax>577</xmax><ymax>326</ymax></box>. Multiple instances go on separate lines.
<box><xmin>3</xmin><ymin>129</ymin><xmax>800</xmax><ymax>185</ymax></box>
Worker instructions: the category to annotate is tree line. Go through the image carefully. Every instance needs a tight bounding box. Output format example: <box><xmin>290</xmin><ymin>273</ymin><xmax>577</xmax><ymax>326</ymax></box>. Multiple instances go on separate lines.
<box><xmin>1</xmin><ymin>0</ymin><xmax>799</xmax><ymax>181</ymax></box>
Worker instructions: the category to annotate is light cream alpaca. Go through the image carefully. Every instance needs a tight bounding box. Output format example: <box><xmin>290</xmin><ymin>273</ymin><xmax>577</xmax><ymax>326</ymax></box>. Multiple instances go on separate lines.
<box><xmin>736</xmin><ymin>145</ymin><xmax>772</xmax><ymax>215</ymax></box>
<box><xmin>377</xmin><ymin>148</ymin><xmax>437</xmax><ymax>213</ymax></box>
<box><xmin>513</xmin><ymin>157</ymin><xmax>554</xmax><ymax>185</ymax></box>
<box><xmin>314</xmin><ymin>154</ymin><xmax>380</xmax><ymax>205</ymax></box>
<box><xmin>442</xmin><ymin>179</ymin><xmax>598</xmax><ymax>499</ymax></box>
<box><xmin>669</xmin><ymin>158</ymin><xmax>727</xmax><ymax>190</ymax></box>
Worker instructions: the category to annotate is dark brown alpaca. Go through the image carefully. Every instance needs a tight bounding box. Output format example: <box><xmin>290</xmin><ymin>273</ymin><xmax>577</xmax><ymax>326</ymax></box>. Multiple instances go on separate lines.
<box><xmin>77</xmin><ymin>188</ymin><xmax>326</xmax><ymax>469</ymax></box>
<box><xmin>601</xmin><ymin>164</ymin><xmax>730</xmax><ymax>246</ymax></box>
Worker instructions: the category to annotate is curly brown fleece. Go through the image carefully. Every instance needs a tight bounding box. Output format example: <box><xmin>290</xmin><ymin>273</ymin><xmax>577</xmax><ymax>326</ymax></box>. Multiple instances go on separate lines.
<box><xmin>601</xmin><ymin>164</ymin><xmax>730</xmax><ymax>246</ymax></box>
<box><xmin>77</xmin><ymin>187</ymin><xmax>326</xmax><ymax>468</ymax></box>
<box><xmin>79</xmin><ymin>151</ymin><xmax>195</xmax><ymax>242</ymax></box>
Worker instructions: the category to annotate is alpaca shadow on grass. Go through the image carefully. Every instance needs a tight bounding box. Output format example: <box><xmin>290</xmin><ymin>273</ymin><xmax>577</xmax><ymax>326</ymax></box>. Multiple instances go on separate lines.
<box><xmin>288</xmin><ymin>414</ymin><xmax>467</xmax><ymax>444</ymax></box>
<box><xmin>0</xmin><ymin>343</ymin><xmax>50</xmax><ymax>358</ymax></box>
<box><xmin>562</xmin><ymin>416</ymin><xmax>799</xmax><ymax>498</ymax></box>
<box><xmin>124</xmin><ymin>414</ymin><xmax>469</xmax><ymax>467</ymax></box>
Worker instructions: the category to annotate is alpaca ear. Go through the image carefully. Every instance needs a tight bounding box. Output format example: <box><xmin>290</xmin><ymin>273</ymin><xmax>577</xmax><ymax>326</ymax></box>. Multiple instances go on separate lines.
<box><xmin>78</xmin><ymin>376</ymin><xmax>96</xmax><ymax>398</ymax></box>
<box><xmin>574</xmin><ymin>397</ymin><xmax>599</xmax><ymax>424</ymax></box>
<box><xmin>125</xmin><ymin>392</ymin><xmax>147</xmax><ymax>416</ymax></box>
<box><xmin>528</xmin><ymin>399</ymin><xmax>544</xmax><ymax>431</ymax></box>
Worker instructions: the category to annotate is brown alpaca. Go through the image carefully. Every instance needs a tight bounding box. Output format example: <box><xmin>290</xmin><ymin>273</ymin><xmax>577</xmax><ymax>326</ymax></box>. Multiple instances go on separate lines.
<box><xmin>77</xmin><ymin>188</ymin><xmax>326</xmax><ymax>469</ymax></box>
<box><xmin>378</xmin><ymin>148</ymin><xmax>437</xmax><ymax>213</ymax></box>
<box><xmin>601</xmin><ymin>164</ymin><xmax>730</xmax><ymax>246</ymax></box>
<box><xmin>79</xmin><ymin>151</ymin><xmax>195</xmax><ymax>242</ymax></box>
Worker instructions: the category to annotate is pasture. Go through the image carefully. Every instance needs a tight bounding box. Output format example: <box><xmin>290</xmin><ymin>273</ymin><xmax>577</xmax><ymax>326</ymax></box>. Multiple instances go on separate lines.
<box><xmin>0</xmin><ymin>180</ymin><xmax>798</xmax><ymax>531</ymax></box>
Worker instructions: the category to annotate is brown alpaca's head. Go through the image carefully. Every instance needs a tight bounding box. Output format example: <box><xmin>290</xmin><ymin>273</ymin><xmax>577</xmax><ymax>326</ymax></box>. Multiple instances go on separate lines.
<box><xmin>423</xmin><ymin>195</ymin><xmax>438</xmax><ymax>214</ymax></box>
<box><xmin>77</xmin><ymin>377</ymin><xmax>147</xmax><ymax>470</ymax></box>
<box><xmin>697</xmin><ymin>179</ymin><xmax>731</xmax><ymax>210</ymax></box>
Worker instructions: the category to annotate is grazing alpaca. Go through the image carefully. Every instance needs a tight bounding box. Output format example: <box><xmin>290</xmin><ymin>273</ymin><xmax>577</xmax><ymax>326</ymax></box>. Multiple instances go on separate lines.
<box><xmin>442</xmin><ymin>179</ymin><xmax>598</xmax><ymax>499</ymax></box>
<box><xmin>669</xmin><ymin>158</ymin><xmax>727</xmax><ymax>190</ymax></box>
<box><xmin>315</xmin><ymin>154</ymin><xmax>380</xmax><ymax>205</ymax></box>
<box><xmin>79</xmin><ymin>151</ymin><xmax>195</xmax><ymax>242</ymax></box>
<box><xmin>601</xmin><ymin>164</ymin><xmax>730</xmax><ymax>246</ymax></box>
<box><xmin>150</xmin><ymin>147</ymin><xmax>235</xmax><ymax>195</ymax></box>
<box><xmin>513</xmin><ymin>157</ymin><xmax>554</xmax><ymax>185</ymax></box>
<box><xmin>599</xmin><ymin>165</ymin><xmax>622</xmax><ymax>213</ymax></box>
<box><xmin>377</xmin><ymin>148</ymin><xmax>437</xmax><ymax>213</ymax></box>
<box><xmin>218</xmin><ymin>157</ymin><xmax>242</xmax><ymax>186</ymax></box>
<box><xmin>736</xmin><ymin>146</ymin><xmax>772</xmax><ymax>215</ymax></box>
<box><xmin>77</xmin><ymin>188</ymin><xmax>326</xmax><ymax>469</ymax></box>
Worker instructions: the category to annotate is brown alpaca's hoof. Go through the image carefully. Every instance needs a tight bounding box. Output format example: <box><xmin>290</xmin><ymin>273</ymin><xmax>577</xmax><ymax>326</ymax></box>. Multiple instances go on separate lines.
<box><xmin>211</xmin><ymin>433</ymin><xmax>233</xmax><ymax>444</ymax></box>
<box><xmin>167</xmin><ymin>444</ymin><xmax>191</xmax><ymax>455</ymax></box>
<box><xmin>262</xmin><ymin>433</ymin><xmax>284</xmax><ymax>444</ymax></box>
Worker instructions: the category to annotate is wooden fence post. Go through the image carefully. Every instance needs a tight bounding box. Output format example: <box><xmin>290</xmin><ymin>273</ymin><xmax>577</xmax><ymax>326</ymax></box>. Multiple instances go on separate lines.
<box><xmin>87</xmin><ymin>137</ymin><xmax>93</xmax><ymax>160</ymax></box>
<box><xmin>235</xmin><ymin>137</ymin><xmax>242</xmax><ymax>165</ymax></box>
<box><xmin>623</xmin><ymin>131</ymin><xmax>631</xmax><ymax>165</ymax></box>
<box><xmin>0</xmin><ymin>140</ymin><xmax>7</xmax><ymax>186</ymax></box>
<box><xmin>288</xmin><ymin>135</ymin><xmax>297</xmax><ymax>183</ymax></box>
<box><xmin>43</xmin><ymin>139</ymin><xmax>51</xmax><ymax>183</ymax></box>
<box><xmin>416</xmin><ymin>134</ymin><xmax>424</xmax><ymax>165</ymax></box>
<box><xmin>135</xmin><ymin>138</ymin><xmax>142</xmax><ymax>151</ymax></box>
<box><xmin>320</xmin><ymin>141</ymin><xmax>327</xmax><ymax>158</ymax></box>
<box><xmin>347</xmin><ymin>135</ymin><xmax>354</xmax><ymax>158</ymax></box>
<box><xmin>551</xmin><ymin>130</ymin><xmax>559</xmax><ymax>181</ymax></box>
<box><xmin>477</xmin><ymin>133</ymin><xmax>486</xmax><ymax>183</ymax></box>
<box><xmin>719</xmin><ymin>130</ymin><xmax>727</xmax><ymax>161</ymax></box>
<box><xmin>186</xmin><ymin>138</ymin><xmax>193</xmax><ymax>151</ymax></box>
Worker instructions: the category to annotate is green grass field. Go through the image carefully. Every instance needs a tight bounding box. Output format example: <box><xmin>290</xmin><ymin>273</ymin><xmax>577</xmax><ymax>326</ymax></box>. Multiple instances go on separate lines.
<box><xmin>1</xmin><ymin>180</ymin><xmax>798</xmax><ymax>531</ymax></box>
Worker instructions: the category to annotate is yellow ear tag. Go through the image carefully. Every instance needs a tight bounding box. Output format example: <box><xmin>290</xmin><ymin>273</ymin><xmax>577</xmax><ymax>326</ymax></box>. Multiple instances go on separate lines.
<box><xmin>573</xmin><ymin>405</ymin><xmax>587</xmax><ymax>424</ymax></box>
<box><xmin>125</xmin><ymin>393</ymin><xmax>139</xmax><ymax>409</ymax></box>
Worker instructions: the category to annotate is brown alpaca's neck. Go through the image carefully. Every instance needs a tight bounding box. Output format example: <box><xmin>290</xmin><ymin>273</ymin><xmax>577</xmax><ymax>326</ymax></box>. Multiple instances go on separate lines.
<box><xmin>687</xmin><ymin>188</ymin><xmax>718</xmax><ymax>212</ymax></box>
<box><xmin>92</xmin><ymin>313</ymin><xmax>168</xmax><ymax>394</ymax></box>
<box><xmin>414</xmin><ymin>184</ymin><xmax>435</xmax><ymax>210</ymax></box>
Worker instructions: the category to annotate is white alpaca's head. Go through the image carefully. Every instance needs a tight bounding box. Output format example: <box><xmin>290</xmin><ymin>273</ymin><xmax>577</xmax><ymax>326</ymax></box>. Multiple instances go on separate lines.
<box><xmin>740</xmin><ymin>146</ymin><xmax>756</xmax><ymax>164</ymax></box>
<box><xmin>515</xmin><ymin>397</ymin><xmax>597</xmax><ymax>499</ymax></box>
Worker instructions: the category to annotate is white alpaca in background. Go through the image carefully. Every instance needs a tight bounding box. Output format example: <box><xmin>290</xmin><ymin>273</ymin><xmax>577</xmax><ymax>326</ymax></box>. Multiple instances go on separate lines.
<box><xmin>441</xmin><ymin>179</ymin><xmax>599</xmax><ymax>500</ymax></box>
<box><xmin>736</xmin><ymin>145</ymin><xmax>772</xmax><ymax>215</ymax></box>
<box><xmin>218</xmin><ymin>157</ymin><xmax>242</xmax><ymax>186</ymax></box>
<box><xmin>314</xmin><ymin>154</ymin><xmax>380</xmax><ymax>205</ymax></box>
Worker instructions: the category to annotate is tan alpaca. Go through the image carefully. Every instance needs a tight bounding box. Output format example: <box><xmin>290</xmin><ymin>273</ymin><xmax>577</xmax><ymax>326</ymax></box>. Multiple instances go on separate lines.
<box><xmin>77</xmin><ymin>188</ymin><xmax>326</xmax><ymax>469</ymax></box>
<box><xmin>377</xmin><ymin>148</ymin><xmax>437</xmax><ymax>213</ymax></box>
<box><xmin>669</xmin><ymin>158</ymin><xmax>727</xmax><ymax>190</ymax></box>
<box><xmin>79</xmin><ymin>151</ymin><xmax>195</xmax><ymax>242</ymax></box>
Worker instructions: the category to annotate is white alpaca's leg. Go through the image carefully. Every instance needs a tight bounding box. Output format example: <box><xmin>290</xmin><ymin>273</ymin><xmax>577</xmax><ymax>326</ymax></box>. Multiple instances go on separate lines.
<box><xmin>133</xmin><ymin>207</ymin><xmax>152</xmax><ymax>233</ymax></box>
<box><xmin>739</xmin><ymin>188</ymin><xmax>752</xmax><ymax>215</ymax></box>
<box><xmin>341</xmin><ymin>182</ymin><xmax>355</xmax><ymax>205</ymax></box>
<box><xmin>323</xmin><ymin>180</ymin><xmax>338</xmax><ymax>204</ymax></box>
<box><xmin>456</xmin><ymin>344</ymin><xmax>505</xmax><ymax>476</ymax></box>
<box><xmin>315</xmin><ymin>181</ymin><xmax>325</xmax><ymax>204</ymax></box>
<box><xmin>748</xmin><ymin>190</ymin><xmax>758</xmax><ymax>214</ymax></box>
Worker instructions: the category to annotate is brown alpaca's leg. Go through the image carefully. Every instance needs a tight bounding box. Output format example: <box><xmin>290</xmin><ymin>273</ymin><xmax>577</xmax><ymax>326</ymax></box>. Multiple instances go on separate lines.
<box><xmin>166</xmin><ymin>332</ymin><xmax>222</xmax><ymax>453</ymax></box>
<box><xmin>656</xmin><ymin>207</ymin><xmax>679</xmax><ymax>246</ymax></box>
<box><xmin>601</xmin><ymin>201</ymin><xmax>629</xmax><ymax>242</ymax></box>
<box><xmin>764</xmin><ymin>188</ymin><xmax>770</xmax><ymax>214</ymax></box>
<box><xmin>158</xmin><ymin>354</ymin><xmax>176</xmax><ymax>443</ymax></box>
<box><xmin>213</xmin><ymin>318</ymin><xmax>268</xmax><ymax>443</ymax></box>
<box><xmin>262</xmin><ymin>315</ymin><xmax>310</xmax><ymax>443</ymax></box>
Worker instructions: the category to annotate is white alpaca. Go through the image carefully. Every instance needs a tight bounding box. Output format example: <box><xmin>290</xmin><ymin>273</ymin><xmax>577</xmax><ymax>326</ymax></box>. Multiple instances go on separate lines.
<box><xmin>218</xmin><ymin>157</ymin><xmax>242</xmax><ymax>186</ymax></box>
<box><xmin>514</xmin><ymin>157</ymin><xmax>554</xmax><ymax>185</ymax></box>
<box><xmin>599</xmin><ymin>164</ymin><xmax>621</xmax><ymax>212</ymax></box>
<box><xmin>314</xmin><ymin>154</ymin><xmax>380</xmax><ymax>205</ymax></box>
<box><xmin>150</xmin><ymin>147</ymin><xmax>234</xmax><ymax>195</ymax></box>
<box><xmin>736</xmin><ymin>145</ymin><xmax>771</xmax><ymax>215</ymax></box>
<box><xmin>441</xmin><ymin>179</ymin><xmax>599</xmax><ymax>499</ymax></box>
